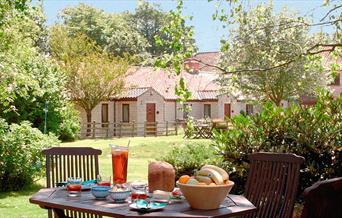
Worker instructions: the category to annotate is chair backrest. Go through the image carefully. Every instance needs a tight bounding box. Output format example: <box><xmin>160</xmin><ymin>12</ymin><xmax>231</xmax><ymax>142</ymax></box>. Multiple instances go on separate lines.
<box><xmin>243</xmin><ymin>152</ymin><xmax>305</xmax><ymax>218</ymax></box>
<box><xmin>301</xmin><ymin>177</ymin><xmax>342</xmax><ymax>218</ymax></box>
<box><xmin>43</xmin><ymin>147</ymin><xmax>102</xmax><ymax>188</ymax></box>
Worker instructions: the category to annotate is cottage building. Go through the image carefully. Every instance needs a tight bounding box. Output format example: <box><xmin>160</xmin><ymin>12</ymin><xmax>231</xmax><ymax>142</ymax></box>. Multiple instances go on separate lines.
<box><xmin>77</xmin><ymin>52</ymin><xmax>257</xmax><ymax>136</ymax></box>
<box><xmin>77</xmin><ymin>52</ymin><xmax>342</xmax><ymax>137</ymax></box>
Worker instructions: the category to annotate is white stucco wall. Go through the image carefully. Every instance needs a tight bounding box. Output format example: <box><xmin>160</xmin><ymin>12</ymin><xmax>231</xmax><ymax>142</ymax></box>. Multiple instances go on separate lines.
<box><xmin>76</xmin><ymin>101</ymin><xmax>114</xmax><ymax>136</ymax></box>
<box><xmin>165</xmin><ymin>101</ymin><xmax>176</xmax><ymax>122</ymax></box>
<box><xmin>188</xmin><ymin>101</ymin><xmax>218</xmax><ymax>119</ymax></box>
<box><xmin>136</xmin><ymin>88</ymin><xmax>165</xmax><ymax>124</ymax></box>
<box><xmin>114</xmin><ymin>100</ymin><xmax>137</xmax><ymax>123</ymax></box>
<box><xmin>217</xmin><ymin>95</ymin><xmax>257</xmax><ymax>119</ymax></box>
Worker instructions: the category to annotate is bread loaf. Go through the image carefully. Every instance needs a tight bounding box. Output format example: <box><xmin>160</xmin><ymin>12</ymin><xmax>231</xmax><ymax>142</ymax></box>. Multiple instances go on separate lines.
<box><xmin>148</xmin><ymin>161</ymin><xmax>175</xmax><ymax>193</ymax></box>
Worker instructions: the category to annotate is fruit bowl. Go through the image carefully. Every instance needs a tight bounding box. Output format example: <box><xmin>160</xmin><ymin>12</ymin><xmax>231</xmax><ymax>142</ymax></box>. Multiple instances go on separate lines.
<box><xmin>177</xmin><ymin>180</ymin><xmax>234</xmax><ymax>210</ymax></box>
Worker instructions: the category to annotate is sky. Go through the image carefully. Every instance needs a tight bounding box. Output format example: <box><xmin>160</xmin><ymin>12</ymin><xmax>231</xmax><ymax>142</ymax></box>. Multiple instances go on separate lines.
<box><xmin>33</xmin><ymin>0</ymin><xmax>331</xmax><ymax>52</ymax></box>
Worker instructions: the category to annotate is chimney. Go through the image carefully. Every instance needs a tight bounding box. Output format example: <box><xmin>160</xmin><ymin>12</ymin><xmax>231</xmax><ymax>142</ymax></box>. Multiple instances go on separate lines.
<box><xmin>184</xmin><ymin>59</ymin><xmax>200</xmax><ymax>73</ymax></box>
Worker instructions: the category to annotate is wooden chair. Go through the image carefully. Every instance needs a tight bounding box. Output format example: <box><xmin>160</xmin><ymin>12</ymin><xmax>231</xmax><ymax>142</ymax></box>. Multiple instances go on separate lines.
<box><xmin>243</xmin><ymin>152</ymin><xmax>305</xmax><ymax>218</ymax></box>
<box><xmin>301</xmin><ymin>177</ymin><xmax>342</xmax><ymax>218</ymax></box>
<box><xmin>43</xmin><ymin>147</ymin><xmax>102</xmax><ymax>218</ymax></box>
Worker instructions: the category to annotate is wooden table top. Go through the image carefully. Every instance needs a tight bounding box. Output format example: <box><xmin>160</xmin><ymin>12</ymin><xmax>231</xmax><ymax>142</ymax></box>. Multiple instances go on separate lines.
<box><xmin>29</xmin><ymin>188</ymin><xmax>256</xmax><ymax>218</ymax></box>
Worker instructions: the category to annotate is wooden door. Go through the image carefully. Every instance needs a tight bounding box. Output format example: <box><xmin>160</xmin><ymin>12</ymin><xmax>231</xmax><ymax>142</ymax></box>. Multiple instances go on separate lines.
<box><xmin>146</xmin><ymin>103</ymin><xmax>156</xmax><ymax>122</ymax></box>
<box><xmin>146</xmin><ymin>103</ymin><xmax>156</xmax><ymax>135</ymax></box>
<box><xmin>224</xmin><ymin>103</ymin><xmax>231</xmax><ymax>119</ymax></box>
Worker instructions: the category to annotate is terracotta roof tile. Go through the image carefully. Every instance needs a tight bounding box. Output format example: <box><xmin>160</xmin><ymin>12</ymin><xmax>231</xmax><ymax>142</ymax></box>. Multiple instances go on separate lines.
<box><xmin>190</xmin><ymin>52</ymin><xmax>221</xmax><ymax>72</ymax></box>
<box><xmin>122</xmin><ymin>87</ymin><xmax>149</xmax><ymax>98</ymax></box>
<box><xmin>197</xmin><ymin>90</ymin><xmax>218</xmax><ymax>100</ymax></box>
<box><xmin>122</xmin><ymin>67</ymin><xmax>219</xmax><ymax>100</ymax></box>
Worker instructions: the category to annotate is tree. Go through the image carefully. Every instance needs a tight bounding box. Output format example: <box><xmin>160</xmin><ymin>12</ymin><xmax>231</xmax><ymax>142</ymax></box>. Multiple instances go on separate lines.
<box><xmin>127</xmin><ymin>0</ymin><xmax>174</xmax><ymax>56</ymax></box>
<box><xmin>59</xmin><ymin>3</ymin><xmax>107</xmax><ymax>46</ymax></box>
<box><xmin>154</xmin><ymin>0</ymin><xmax>196</xmax><ymax>104</ymax></box>
<box><xmin>50</xmin><ymin>27</ymin><xmax>128</xmax><ymax>130</ymax></box>
<box><xmin>58</xmin><ymin>3</ymin><xmax>147</xmax><ymax>57</ymax></box>
<box><xmin>57</xmin><ymin>1</ymin><xmax>196</xmax><ymax>60</ymax></box>
<box><xmin>217</xmin><ymin>4</ymin><xmax>331</xmax><ymax>105</ymax></box>
<box><xmin>156</xmin><ymin>0</ymin><xmax>341</xmax><ymax>106</ymax></box>
<box><xmin>0</xmin><ymin>3</ymin><xmax>80</xmax><ymax>140</ymax></box>
<box><xmin>104</xmin><ymin>13</ymin><xmax>148</xmax><ymax>57</ymax></box>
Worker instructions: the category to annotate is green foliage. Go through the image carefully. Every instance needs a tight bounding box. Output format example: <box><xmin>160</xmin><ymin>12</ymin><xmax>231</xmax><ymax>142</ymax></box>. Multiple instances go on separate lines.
<box><xmin>50</xmin><ymin>28</ymin><xmax>129</xmax><ymax>124</ymax></box>
<box><xmin>160</xmin><ymin>143</ymin><xmax>223</xmax><ymax>179</ymax></box>
<box><xmin>57</xmin><ymin>103</ymin><xmax>80</xmax><ymax>142</ymax></box>
<box><xmin>57</xmin><ymin>1</ymin><xmax>197</xmax><ymax>60</ymax></box>
<box><xmin>219</xmin><ymin>3</ymin><xmax>331</xmax><ymax>105</ymax></box>
<box><xmin>154</xmin><ymin>0</ymin><xmax>197</xmax><ymax>105</ymax></box>
<box><xmin>59</xmin><ymin>3</ymin><xmax>147</xmax><ymax>57</ymax></box>
<box><xmin>0</xmin><ymin>2</ymin><xmax>80</xmax><ymax>141</ymax></box>
<box><xmin>0</xmin><ymin>0</ymin><xmax>29</xmax><ymax>27</ymax></box>
<box><xmin>59</xmin><ymin>3</ymin><xmax>108</xmax><ymax>46</ymax></box>
<box><xmin>129</xmin><ymin>0</ymin><xmax>172</xmax><ymax>56</ymax></box>
<box><xmin>0</xmin><ymin>119</ymin><xmax>59</xmax><ymax>191</ymax></box>
<box><xmin>212</xmin><ymin>92</ymin><xmax>342</xmax><ymax>196</ymax></box>
<box><xmin>56</xmin><ymin>0</ymin><xmax>197</xmax><ymax>106</ymax></box>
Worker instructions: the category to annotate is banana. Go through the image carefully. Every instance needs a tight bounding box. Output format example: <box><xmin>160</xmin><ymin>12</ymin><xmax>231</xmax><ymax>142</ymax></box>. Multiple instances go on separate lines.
<box><xmin>197</xmin><ymin>168</ymin><xmax>224</xmax><ymax>185</ymax></box>
<box><xmin>195</xmin><ymin>175</ymin><xmax>213</xmax><ymax>185</ymax></box>
<box><xmin>201</xmin><ymin>165</ymin><xmax>229</xmax><ymax>181</ymax></box>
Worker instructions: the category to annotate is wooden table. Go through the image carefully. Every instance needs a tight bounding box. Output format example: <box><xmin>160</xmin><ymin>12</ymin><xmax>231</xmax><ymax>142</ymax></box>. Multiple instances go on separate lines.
<box><xmin>193</xmin><ymin>124</ymin><xmax>212</xmax><ymax>139</ymax></box>
<box><xmin>30</xmin><ymin>188</ymin><xmax>256</xmax><ymax>218</ymax></box>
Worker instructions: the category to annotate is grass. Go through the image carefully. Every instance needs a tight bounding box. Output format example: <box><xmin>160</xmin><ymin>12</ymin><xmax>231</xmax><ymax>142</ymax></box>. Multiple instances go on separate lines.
<box><xmin>0</xmin><ymin>135</ymin><xmax>210</xmax><ymax>218</ymax></box>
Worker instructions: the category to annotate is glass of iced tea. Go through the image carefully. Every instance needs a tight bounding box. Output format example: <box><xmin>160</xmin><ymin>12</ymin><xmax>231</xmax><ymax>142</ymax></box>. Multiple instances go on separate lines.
<box><xmin>97</xmin><ymin>175</ymin><xmax>111</xmax><ymax>186</ymax></box>
<box><xmin>67</xmin><ymin>178</ymin><xmax>82</xmax><ymax>197</ymax></box>
<box><xmin>110</xmin><ymin>144</ymin><xmax>128</xmax><ymax>184</ymax></box>
<box><xmin>130</xmin><ymin>181</ymin><xmax>147</xmax><ymax>201</ymax></box>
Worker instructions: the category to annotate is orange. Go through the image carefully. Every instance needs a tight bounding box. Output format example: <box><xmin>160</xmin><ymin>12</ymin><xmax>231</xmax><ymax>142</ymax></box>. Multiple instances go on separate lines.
<box><xmin>178</xmin><ymin>175</ymin><xmax>190</xmax><ymax>184</ymax></box>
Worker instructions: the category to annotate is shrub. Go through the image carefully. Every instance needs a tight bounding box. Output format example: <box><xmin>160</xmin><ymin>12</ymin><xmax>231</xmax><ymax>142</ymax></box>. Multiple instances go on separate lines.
<box><xmin>0</xmin><ymin>120</ymin><xmax>59</xmax><ymax>191</ymax></box>
<box><xmin>160</xmin><ymin>143</ymin><xmax>224</xmax><ymax>179</ymax></box>
<box><xmin>57</xmin><ymin>103</ymin><xmax>80</xmax><ymax>142</ymax></box>
<box><xmin>212</xmin><ymin>92</ymin><xmax>342</xmax><ymax>197</ymax></box>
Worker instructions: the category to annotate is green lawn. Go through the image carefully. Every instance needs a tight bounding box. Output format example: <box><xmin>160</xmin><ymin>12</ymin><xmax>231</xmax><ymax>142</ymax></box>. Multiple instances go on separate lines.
<box><xmin>0</xmin><ymin>135</ymin><xmax>210</xmax><ymax>218</ymax></box>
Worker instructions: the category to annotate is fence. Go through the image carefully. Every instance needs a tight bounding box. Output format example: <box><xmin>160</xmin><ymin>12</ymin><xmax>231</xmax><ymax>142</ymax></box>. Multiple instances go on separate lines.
<box><xmin>79</xmin><ymin>121</ymin><xmax>182</xmax><ymax>139</ymax></box>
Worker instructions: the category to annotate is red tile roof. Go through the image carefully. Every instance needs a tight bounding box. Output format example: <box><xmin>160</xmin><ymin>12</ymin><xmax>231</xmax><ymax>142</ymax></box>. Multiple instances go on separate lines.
<box><xmin>120</xmin><ymin>87</ymin><xmax>150</xmax><ymax>99</ymax></box>
<box><xmin>188</xmin><ymin>52</ymin><xmax>221</xmax><ymax>72</ymax></box>
<box><xmin>121</xmin><ymin>67</ymin><xmax>219</xmax><ymax>100</ymax></box>
<box><xmin>116</xmin><ymin>51</ymin><xmax>341</xmax><ymax>102</ymax></box>
<box><xmin>197</xmin><ymin>90</ymin><xmax>218</xmax><ymax>100</ymax></box>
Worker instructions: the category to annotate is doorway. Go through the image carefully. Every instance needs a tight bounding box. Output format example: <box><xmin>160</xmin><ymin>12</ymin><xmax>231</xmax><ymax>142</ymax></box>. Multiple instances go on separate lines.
<box><xmin>146</xmin><ymin>103</ymin><xmax>156</xmax><ymax>135</ymax></box>
<box><xmin>224</xmin><ymin>103</ymin><xmax>231</xmax><ymax>119</ymax></box>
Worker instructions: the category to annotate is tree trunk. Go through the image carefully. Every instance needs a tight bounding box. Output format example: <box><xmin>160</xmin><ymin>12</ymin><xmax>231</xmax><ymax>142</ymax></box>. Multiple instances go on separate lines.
<box><xmin>274</xmin><ymin>98</ymin><xmax>282</xmax><ymax>106</ymax></box>
<box><xmin>86</xmin><ymin>110</ymin><xmax>92</xmax><ymax>136</ymax></box>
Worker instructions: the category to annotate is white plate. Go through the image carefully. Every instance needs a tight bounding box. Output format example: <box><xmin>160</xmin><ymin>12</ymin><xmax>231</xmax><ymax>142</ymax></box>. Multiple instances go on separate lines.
<box><xmin>129</xmin><ymin>202</ymin><xmax>167</xmax><ymax>211</ymax></box>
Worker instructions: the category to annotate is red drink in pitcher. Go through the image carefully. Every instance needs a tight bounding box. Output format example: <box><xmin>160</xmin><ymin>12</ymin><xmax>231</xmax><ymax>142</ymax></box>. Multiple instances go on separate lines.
<box><xmin>110</xmin><ymin>145</ymin><xmax>128</xmax><ymax>184</ymax></box>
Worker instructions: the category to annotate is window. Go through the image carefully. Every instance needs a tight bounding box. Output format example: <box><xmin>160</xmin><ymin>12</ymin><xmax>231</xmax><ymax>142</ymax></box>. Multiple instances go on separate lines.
<box><xmin>246</xmin><ymin>104</ymin><xmax>254</xmax><ymax>115</ymax></box>
<box><xmin>122</xmin><ymin>104</ymin><xmax>129</xmax><ymax>122</ymax></box>
<box><xmin>204</xmin><ymin>104</ymin><xmax>211</xmax><ymax>118</ymax></box>
<box><xmin>101</xmin><ymin>103</ymin><xmax>108</xmax><ymax>127</ymax></box>
<box><xmin>330</xmin><ymin>73</ymin><xmax>340</xmax><ymax>85</ymax></box>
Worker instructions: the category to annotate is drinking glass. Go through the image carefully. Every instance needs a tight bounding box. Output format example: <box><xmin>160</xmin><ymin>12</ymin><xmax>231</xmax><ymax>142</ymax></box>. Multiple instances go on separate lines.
<box><xmin>130</xmin><ymin>182</ymin><xmax>147</xmax><ymax>201</ymax></box>
<box><xmin>67</xmin><ymin>177</ymin><xmax>82</xmax><ymax>197</ymax></box>
<box><xmin>110</xmin><ymin>144</ymin><xmax>128</xmax><ymax>184</ymax></box>
<box><xmin>97</xmin><ymin>175</ymin><xmax>111</xmax><ymax>186</ymax></box>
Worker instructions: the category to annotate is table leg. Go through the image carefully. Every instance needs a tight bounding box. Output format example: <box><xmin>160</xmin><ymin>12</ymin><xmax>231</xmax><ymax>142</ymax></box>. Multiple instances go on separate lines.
<box><xmin>53</xmin><ymin>209</ymin><xmax>67</xmax><ymax>218</ymax></box>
